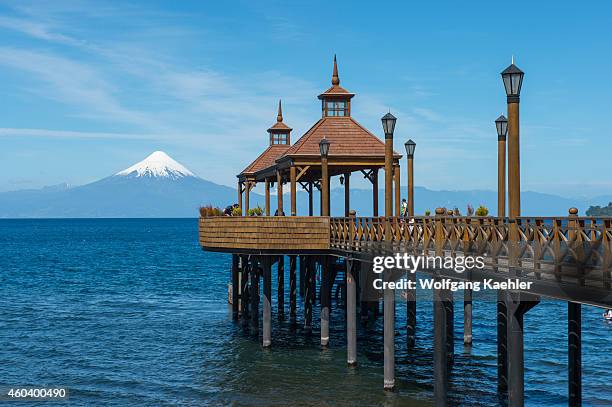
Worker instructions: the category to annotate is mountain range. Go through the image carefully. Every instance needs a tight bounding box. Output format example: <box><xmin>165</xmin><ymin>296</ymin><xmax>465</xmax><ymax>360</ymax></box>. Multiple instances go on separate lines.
<box><xmin>0</xmin><ymin>151</ymin><xmax>609</xmax><ymax>218</ymax></box>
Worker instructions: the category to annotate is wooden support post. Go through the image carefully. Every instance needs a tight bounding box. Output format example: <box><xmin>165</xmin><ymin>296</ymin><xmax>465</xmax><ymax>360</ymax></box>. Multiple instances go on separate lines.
<box><xmin>231</xmin><ymin>254</ymin><xmax>239</xmax><ymax>319</ymax></box>
<box><xmin>289</xmin><ymin>256</ymin><xmax>297</xmax><ymax>324</ymax></box>
<box><xmin>383</xmin><ymin>270</ymin><xmax>395</xmax><ymax>390</ymax></box>
<box><xmin>308</xmin><ymin>182</ymin><xmax>314</xmax><ymax>216</ymax></box>
<box><xmin>346</xmin><ymin>257</ymin><xmax>357</xmax><ymax>366</ymax></box>
<box><xmin>304</xmin><ymin>257</ymin><xmax>313</xmax><ymax>333</ymax></box>
<box><xmin>507</xmin><ymin>99</ymin><xmax>521</xmax><ymax>218</ymax></box>
<box><xmin>434</xmin><ymin>285</ymin><xmax>449</xmax><ymax>406</ymax></box>
<box><xmin>250</xmin><ymin>260</ymin><xmax>259</xmax><ymax>333</ymax></box>
<box><xmin>278</xmin><ymin>256</ymin><xmax>285</xmax><ymax>320</ymax></box>
<box><xmin>497</xmin><ymin>289</ymin><xmax>508</xmax><ymax>394</ymax></box>
<box><xmin>464</xmin><ymin>288</ymin><xmax>473</xmax><ymax>345</ymax></box>
<box><xmin>507</xmin><ymin>292</ymin><xmax>539</xmax><ymax>407</ymax></box>
<box><xmin>498</xmin><ymin>129</ymin><xmax>506</xmax><ymax>217</ymax></box>
<box><xmin>276</xmin><ymin>170</ymin><xmax>284</xmax><ymax>216</ymax></box>
<box><xmin>237</xmin><ymin>180</ymin><xmax>243</xmax><ymax>213</ymax></box>
<box><xmin>265</xmin><ymin>178</ymin><xmax>270</xmax><ymax>216</ymax></box>
<box><xmin>568</xmin><ymin>302</ymin><xmax>582</xmax><ymax>406</ymax></box>
<box><xmin>394</xmin><ymin>164</ymin><xmax>400</xmax><ymax>217</ymax></box>
<box><xmin>321</xmin><ymin>157</ymin><xmax>329</xmax><ymax>216</ymax></box>
<box><xmin>290</xmin><ymin>165</ymin><xmax>297</xmax><ymax>216</ymax></box>
<box><xmin>320</xmin><ymin>256</ymin><xmax>331</xmax><ymax>347</ymax></box>
<box><xmin>406</xmin><ymin>271</ymin><xmax>416</xmax><ymax>348</ymax></box>
<box><xmin>385</xmin><ymin>144</ymin><xmax>393</xmax><ymax>218</ymax></box>
<box><xmin>262</xmin><ymin>256</ymin><xmax>272</xmax><ymax>348</ymax></box>
<box><xmin>372</xmin><ymin>169</ymin><xmax>379</xmax><ymax>217</ymax></box>
<box><xmin>407</xmin><ymin>156</ymin><xmax>414</xmax><ymax>217</ymax></box>
<box><xmin>344</xmin><ymin>172</ymin><xmax>350</xmax><ymax>217</ymax></box>
<box><xmin>244</xmin><ymin>181</ymin><xmax>250</xmax><ymax>215</ymax></box>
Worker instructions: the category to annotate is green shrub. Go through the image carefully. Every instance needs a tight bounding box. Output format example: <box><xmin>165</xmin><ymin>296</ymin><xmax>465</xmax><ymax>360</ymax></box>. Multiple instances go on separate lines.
<box><xmin>231</xmin><ymin>206</ymin><xmax>242</xmax><ymax>216</ymax></box>
<box><xmin>425</xmin><ymin>209</ymin><xmax>431</xmax><ymax>216</ymax></box>
<box><xmin>475</xmin><ymin>205</ymin><xmax>489</xmax><ymax>216</ymax></box>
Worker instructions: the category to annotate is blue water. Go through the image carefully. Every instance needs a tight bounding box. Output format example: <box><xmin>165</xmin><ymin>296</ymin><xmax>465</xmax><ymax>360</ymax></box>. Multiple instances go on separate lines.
<box><xmin>0</xmin><ymin>219</ymin><xmax>610</xmax><ymax>406</ymax></box>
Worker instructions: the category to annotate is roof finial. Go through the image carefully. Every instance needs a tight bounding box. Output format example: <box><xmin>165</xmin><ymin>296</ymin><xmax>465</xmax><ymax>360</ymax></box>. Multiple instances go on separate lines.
<box><xmin>331</xmin><ymin>54</ymin><xmax>340</xmax><ymax>86</ymax></box>
<box><xmin>277</xmin><ymin>99</ymin><xmax>283</xmax><ymax>122</ymax></box>
<box><xmin>512</xmin><ymin>54</ymin><xmax>515</xmax><ymax>65</ymax></box>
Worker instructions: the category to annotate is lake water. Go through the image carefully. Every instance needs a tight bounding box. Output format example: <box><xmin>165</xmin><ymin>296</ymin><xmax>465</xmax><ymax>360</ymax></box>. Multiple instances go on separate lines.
<box><xmin>0</xmin><ymin>219</ymin><xmax>610</xmax><ymax>406</ymax></box>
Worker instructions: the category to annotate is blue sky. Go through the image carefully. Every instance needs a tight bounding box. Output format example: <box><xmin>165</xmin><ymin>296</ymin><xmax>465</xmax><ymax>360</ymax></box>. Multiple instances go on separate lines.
<box><xmin>0</xmin><ymin>1</ymin><xmax>611</xmax><ymax>198</ymax></box>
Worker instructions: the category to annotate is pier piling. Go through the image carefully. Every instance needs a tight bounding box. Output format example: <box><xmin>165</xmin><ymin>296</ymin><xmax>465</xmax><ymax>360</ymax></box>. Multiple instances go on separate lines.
<box><xmin>262</xmin><ymin>256</ymin><xmax>272</xmax><ymax>347</ymax></box>
<box><xmin>346</xmin><ymin>258</ymin><xmax>357</xmax><ymax>366</ymax></box>
<box><xmin>231</xmin><ymin>254</ymin><xmax>239</xmax><ymax>319</ymax></box>
<box><xmin>250</xmin><ymin>260</ymin><xmax>260</xmax><ymax>333</ymax></box>
<box><xmin>289</xmin><ymin>256</ymin><xmax>297</xmax><ymax>324</ymax></box>
<box><xmin>445</xmin><ymin>291</ymin><xmax>454</xmax><ymax>364</ymax></box>
<box><xmin>406</xmin><ymin>271</ymin><xmax>416</xmax><ymax>348</ymax></box>
<box><xmin>433</xmin><ymin>286</ymin><xmax>449</xmax><ymax>406</ymax></box>
<box><xmin>464</xmin><ymin>288</ymin><xmax>473</xmax><ymax>345</ymax></box>
<box><xmin>304</xmin><ymin>257</ymin><xmax>313</xmax><ymax>333</ymax></box>
<box><xmin>383</xmin><ymin>271</ymin><xmax>395</xmax><ymax>391</ymax></box>
<box><xmin>506</xmin><ymin>291</ymin><xmax>539</xmax><ymax>407</ymax></box>
<box><xmin>320</xmin><ymin>257</ymin><xmax>331</xmax><ymax>347</ymax></box>
<box><xmin>568</xmin><ymin>302</ymin><xmax>581</xmax><ymax>406</ymax></box>
<box><xmin>278</xmin><ymin>256</ymin><xmax>285</xmax><ymax>320</ymax></box>
<box><xmin>240</xmin><ymin>256</ymin><xmax>250</xmax><ymax>327</ymax></box>
<box><xmin>497</xmin><ymin>290</ymin><xmax>508</xmax><ymax>394</ymax></box>
<box><xmin>299</xmin><ymin>255</ymin><xmax>305</xmax><ymax>297</ymax></box>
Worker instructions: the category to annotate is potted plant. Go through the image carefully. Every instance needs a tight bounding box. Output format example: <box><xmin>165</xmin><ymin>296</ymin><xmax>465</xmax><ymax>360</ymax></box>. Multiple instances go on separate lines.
<box><xmin>199</xmin><ymin>205</ymin><xmax>223</xmax><ymax>217</ymax></box>
<box><xmin>475</xmin><ymin>205</ymin><xmax>489</xmax><ymax>217</ymax></box>
<box><xmin>248</xmin><ymin>206</ymin><xmax>263</xmax><ymax>216</ymax></box>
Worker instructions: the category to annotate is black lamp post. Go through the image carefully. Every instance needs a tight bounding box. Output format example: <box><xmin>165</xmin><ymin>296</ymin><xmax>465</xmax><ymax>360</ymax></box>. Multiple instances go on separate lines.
<box><xmin>319</xmin><ymin>137</ymin><xmax>330</xmax><ymax>216</ymax></box>
<box><xmin>404</xmin><ymin>139</ymin><xmax>416</xmax><ymax>217</ymax></box>
<box><xmin>495</xmin><ymin>115</ymin><xmax>508</xmax><ymax>139</ymax></box>
<box><xmin>381</xmin><ymin>112</ymin><xmax>397</xmax><ymax>138</ymax></box>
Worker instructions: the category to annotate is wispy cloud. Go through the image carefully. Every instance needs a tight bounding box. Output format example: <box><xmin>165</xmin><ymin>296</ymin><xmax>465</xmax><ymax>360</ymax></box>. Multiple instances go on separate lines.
<box><xmin>0</xmin><ymin>15</ymin><xmax>82</xmax><ymax>45</ymax></box>
<box><xmin>0</xmin><ymin>128</ymin><xmax>158</xmax><ymax>140</ymax></box>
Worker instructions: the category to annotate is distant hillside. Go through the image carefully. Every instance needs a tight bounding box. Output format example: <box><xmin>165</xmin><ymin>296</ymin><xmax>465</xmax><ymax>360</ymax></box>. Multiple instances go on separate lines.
<box><xmin>1</xmin><ymin>151</ymin><xmax>608</xmax><ymax>218</ymax></box>
<box><xmin>586</xmin><ymin>202</ymin><xmax>612</xmax><ymax>216</ymax></box>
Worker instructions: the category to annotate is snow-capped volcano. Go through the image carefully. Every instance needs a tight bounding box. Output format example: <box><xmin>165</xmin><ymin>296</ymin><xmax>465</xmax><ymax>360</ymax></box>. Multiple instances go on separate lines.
<box><xmin>116</xmin><ymin>151</ymin><xmax>195</xmax><ymax>179</ymax></box>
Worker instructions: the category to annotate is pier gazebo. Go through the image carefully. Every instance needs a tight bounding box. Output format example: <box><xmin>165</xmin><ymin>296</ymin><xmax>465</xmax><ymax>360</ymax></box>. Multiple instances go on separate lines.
<box><xmin>238</xmin><ymin>56</ymin><xmax>403</xmax><ymax>217</ymax></box>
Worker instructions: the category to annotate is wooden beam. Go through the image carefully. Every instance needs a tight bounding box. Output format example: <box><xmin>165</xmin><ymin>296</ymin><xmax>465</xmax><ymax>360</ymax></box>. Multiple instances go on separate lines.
<box><xmin>296</xmin><ymin>165</ymin><xmax>310</xmax><ymax>181</ymax></box>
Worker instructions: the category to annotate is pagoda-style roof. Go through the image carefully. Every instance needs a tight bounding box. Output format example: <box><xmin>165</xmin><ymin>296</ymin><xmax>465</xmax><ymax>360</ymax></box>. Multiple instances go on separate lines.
<box><xmin>240</xmin><ymin>144</ymin><xmax>290</xmax><ymax>178</ymax></box>
<box><xmin>318</xmin><ymin>55</ymin><xmax>355</xmax><ymax>99</ymax></box>
<box><xmin>268</xmin><ymin>100</ymin><xmax>292</xmax><ymax>132</ymax></box>
<box><xmin>239</xmin><ymin>100</ymin><xmax>292</xmax><ymax>180</ymax></box>
<box><xmin>278</xmin><ymin>116</ymin><xmax>401</xmax><ymax>160</ymax></box>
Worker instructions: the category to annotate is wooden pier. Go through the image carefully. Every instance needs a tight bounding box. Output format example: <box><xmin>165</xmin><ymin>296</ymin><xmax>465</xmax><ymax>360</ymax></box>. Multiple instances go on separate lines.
<box><xmin>199</xmin><ymin>57</ymin><xmax>611</xmax><ymax>406</ymax></box>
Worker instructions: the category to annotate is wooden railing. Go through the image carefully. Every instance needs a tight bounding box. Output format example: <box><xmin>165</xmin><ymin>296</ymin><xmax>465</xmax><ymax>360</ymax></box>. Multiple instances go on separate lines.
<box><xmin>330</xmin><ymin>215</ymin><xmax>612</xmax><ymax>291</ymax></box>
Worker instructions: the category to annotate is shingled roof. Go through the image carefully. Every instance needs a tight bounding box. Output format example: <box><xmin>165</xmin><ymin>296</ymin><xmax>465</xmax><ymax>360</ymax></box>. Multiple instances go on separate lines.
<box><xmin>278</xmin><ymin>117</ymin><xmax>400</xmax><ymax>159</ymax></box>
<box><xmin>241</xmin><ymin>144</ymin><xmax>290</xmax><ymax>175</ymax></box>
